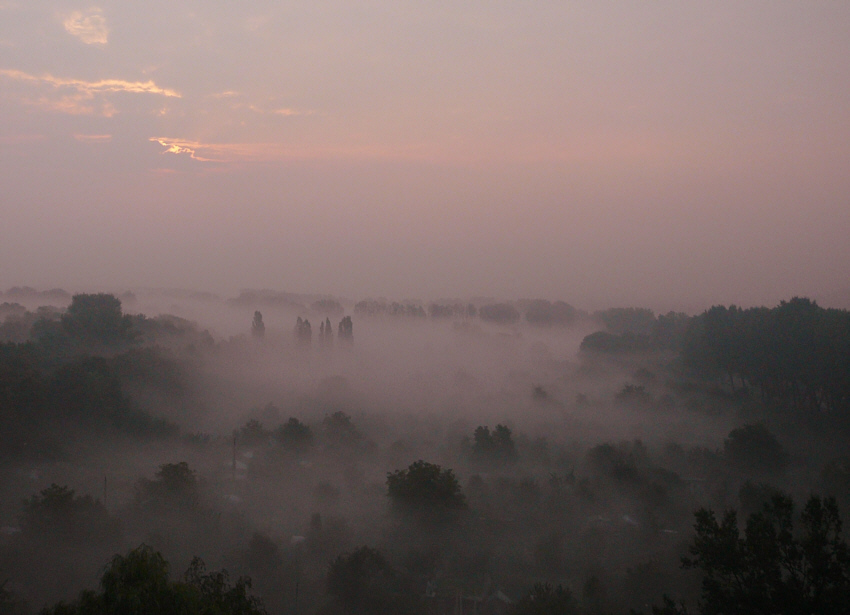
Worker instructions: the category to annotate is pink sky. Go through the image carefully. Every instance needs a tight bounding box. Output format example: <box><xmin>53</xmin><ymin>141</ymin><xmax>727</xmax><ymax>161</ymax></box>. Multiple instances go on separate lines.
<box><xmin>1</xmin><ymin>2</ymin><xmax>849</xmax><ymax>312</ymax></box>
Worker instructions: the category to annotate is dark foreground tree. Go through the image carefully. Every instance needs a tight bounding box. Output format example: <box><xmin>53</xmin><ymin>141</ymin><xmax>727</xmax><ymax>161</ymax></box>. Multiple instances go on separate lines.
<box><xmin>325</xmin><ymin>546</ymin><xmax>422</xmax><ymax>615</ymax></box>
<box><xmin>509</xmin><ymin>583</ymin><xmax>577</xmax><ymax>615</ymax></box>
<box><xmin>679</xmin><ymin>494</ymin><xmax>850</xmax><ymax>615</ymax></box>
<box><xmin>41</xmin><ymin>545</ymin><xmax>266</xmax><ymax>615</ymax></box>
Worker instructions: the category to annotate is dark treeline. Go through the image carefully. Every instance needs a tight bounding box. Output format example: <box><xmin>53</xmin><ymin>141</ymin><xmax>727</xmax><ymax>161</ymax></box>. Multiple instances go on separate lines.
<box><xmin>2</xmin><ymin>291</ymin><xmax>850</xmax><ymax>614</ymax></box>
<box><xmin>681</xmin><ymin>298</ymin><xmax>850</xmax><ymax>416</ymax></box>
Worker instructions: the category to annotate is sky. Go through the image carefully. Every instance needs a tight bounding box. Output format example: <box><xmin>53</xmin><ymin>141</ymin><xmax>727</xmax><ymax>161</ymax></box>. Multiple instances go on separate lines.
<box><xmin>1</xmin><ymin>1</ymin><xmax>849</xmax><ymax>312</ymax></box>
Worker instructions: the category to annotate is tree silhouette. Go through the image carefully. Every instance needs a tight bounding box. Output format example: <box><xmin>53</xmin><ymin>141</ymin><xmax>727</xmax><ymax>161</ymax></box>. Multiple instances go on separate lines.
<box><xmin>41</xmin><ymin>545</ymin><xmax>266</xmax><ymax>615</ymax></box>
<box><xmin>386</xmin><ymin>460</ymin><xmax>466</xmax><ymax>514</ymax></box>
<box><xmin>680</xmin><ymin>494</ymin><xmax>850</xmax><ymax>615</ymax></box>
<box><xmin>251</xmin><ymin>311</ymin><xmax>265</xmax><ymax>339</ymax></box>
<box><xmin>326</xmin><ymin>546</ymin><xmax>422</xmax><ymax>615</ymax></box>
<box><xmin>61</xmin><ymin>293</ymin><xmax>136</xmax><ymax>347</ymax></box>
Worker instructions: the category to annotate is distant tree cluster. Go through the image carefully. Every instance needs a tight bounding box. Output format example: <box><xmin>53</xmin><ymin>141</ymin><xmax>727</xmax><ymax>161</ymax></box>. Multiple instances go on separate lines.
<box><xmin>595</xmin><ymin>307</ymin><xmax>657</xmax><ymax>335</ymax></box>
<box><xmin>469</xmin><ymin>424</ymin><xmax>518</xmax><ymax>464</ymax></box>
<box><xmin>354</xmin><ymin>300</ymin><xmax>426</xmax><ymax>318</ymax></box>
<box><xmin>478</xmin><ymin>302</ymin><xmax>520</xmax><ymax>325</ymax></box>
<box><xmin>682</xmin><ymin>298</ymin><xmax>850</xmax><ymax>414</ymax></box>
<box><xmin>1</xmin><ymin>286</ymin><xmax>70</xmax><ymax>304</ymax></box>
<box><xmin>580</xmin><ymin>310</ymin><xmax>689</xmax><ymax>354</ymax></box>
<box><xmin>522</xmin><ymin>299</ymin><xmax>578</xmax><ymax>326</ymax></box>
<box><xmin>428</xmin><ymin>302</ymin><xmax>476</xmax><ymax>319</ymax></box>
<box><xmin>41</xmin><ymin>545</ymin><xmax>267</xmax><ymax>615</ymax></box>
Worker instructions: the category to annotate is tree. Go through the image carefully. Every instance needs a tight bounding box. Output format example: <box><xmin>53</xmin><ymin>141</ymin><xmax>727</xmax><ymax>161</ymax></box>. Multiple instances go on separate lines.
<box><xmin>61</xmin><ymin>293</ymin><xmax>135</xmax><ymax>347</ymax></box>
<box><xmin>251</xmin><ymin>311</ymin><xmax>265</xmax><ymax>339</ymax></box>
<box><xmin>41</xmin><ymin>544</ymin><xmax>267</xmax><ymax>615</ymax></box>
<box><xmin>323</xmin><ymin>411</ymin><xmax>362</xmax><ymax>449</ymax></box>
<box><xmin>326</xmin><ymin>546</ymin><xmax>422</xmax><ymax>615</ymax></box>
<box><xmin>135</xmin><ymin>461</ymin><xmax>200</xmax><ymax>512</ymax></box>
<box><xmin>471</xmin><ymin>425</ymin><xmax>517</xmax><ymax>463</ymax></box>
<box><xmin>595</xmin><ymin>307</ymin><xmax>656</xmax><ymax>335</ymax></box>
<box><xmin>21</xmin><ymin>484</ymin><xmax>118</xmax><ymax>544</ymax></box>
<box><xmin>275</xmin><ymin>417</ymin><xmax>313</xmax><ymax>452</ymax></box>
<box><xmin>724</xmin><ymin>423</ymin><xmax>789</xmax><ymax>476</ymax></box>
<box><xmin>524</xmin><ymin>300</ymin><xmax>577</xmax><ymax>326</ymax></box>
<box><xmin>338</xmin><ymin>316</ymin><xmax>353</xmax><ymax>342</ymax></box>
<box><xmin>509</xmin><ymin>583</ymin><xmax>578</xmax><ymax>615</ymax></box>
<box><xmin>479</xmin><ymin>303</ymin><xmax>520</xmax><ymax>325</ymax></box>
<box><xmin>237</xmin><ymin>419</ymin><xmax>270</xmax><ymax>446</ymax></box>
<box><xmin>386</xmin><ymin>460</ymin><xmax>466</xmax><ymax>513</ymax></box>
<box><xmin>680</xmin><ymin>494</ymin><xmax>850</xmax><ymax>615</ymax></box>
<box><xmin>295</xmin><ymin>317</ymin><xmax>312</xmax><ymax>344</ymax></box>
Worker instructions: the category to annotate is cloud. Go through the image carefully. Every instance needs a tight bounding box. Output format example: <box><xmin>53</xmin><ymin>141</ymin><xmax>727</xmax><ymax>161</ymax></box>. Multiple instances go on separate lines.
<box><xmin>74</xmin><ymin>133</ymin><xmax>112</xmax><ymax>143</ymax></box>
<box><xmin>212</xmin><ymin>90</ymin><xmax>241</xmax><ymax>98</ymax></box>
<box><xmin>149</xmin><ymin>136</ymin><xmax>441</xmax><ymax>164</ymax></box>
<box><xmin>0</xmin><ymin>69</ymin><xmax>179</xmax><ymax>116</ymax></box>
<box><xmin>0</xmin><ymin>69</ymin><xmax>180</xmax><ymax>97</ymax></box>
<box><xmin>272</xmin><ymin>107</ymin><xmax>312</xmax><ymax>116</ymax></box>
<box><xmin>149</xmin><ymin>137</ymin><xmax>260</xmax><ymax>162</ymax></box>
<box><xmin>64</xmin><ymin>8</ymin><xmax>109</xmax><ymax>45</ymax></box>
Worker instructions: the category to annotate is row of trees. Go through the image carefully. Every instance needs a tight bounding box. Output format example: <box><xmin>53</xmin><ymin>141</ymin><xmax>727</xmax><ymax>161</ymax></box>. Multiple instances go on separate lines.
<box><xmin>682</xmin><ymin>298</ymin><xmax>850</xmax><ymax>415</ymax></box>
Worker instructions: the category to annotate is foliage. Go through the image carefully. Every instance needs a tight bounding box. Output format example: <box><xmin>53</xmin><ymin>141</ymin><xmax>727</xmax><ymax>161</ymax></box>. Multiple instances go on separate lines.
<box><xmin>251</xmin><ymin>311</ymin><xmax>265</xmax><ymax>339</ymax></box>
<box><xmin>275</xmin><ymin>417</ymin><xmax>314</xmax><ymax>451</ymax></box>
<box><xmin>580</xmin><ymin>330</ymin><xmax>652</xmax><ymax>353</ymax></box>
<box><xmin>509</xmin><ymin>583</ymin><xmax>578</xmax><ymax>615</ymax></box>
<box><xmin>681</xmin><ymin>494</ymin><xmax>850</xmax><ymax>615</ymax></box>
<box><xmin>41</xmin><ymin>545</ymin><xmax>266</xmax><ymax>615</ymax></box>
<box><xmin>135</xmin><ymin>462</ymin><xmax>200</xmax><ymax>512</ymax></box>
<box><xmin>386</xmin><ymin>460</ymin><xmax>466</xmax><ymax>512</ymax></box>
<box><xmin>337</xmin><ymin>316</ymin><xmax>353</xmax><ymax>341</ymax></box>
<box><xmin>323</xmin><ymin>411</ymin><xmax>362</xmax><ymax>448</ymax></box>
<box><xmin>326</xmin><ymin>546</ymin><xmax>422</xmax><ymax>615</ymax></box>
<box><xmin>682</xmin><ymin>298</ymin><xmax>850</xmax><ymax>415</ymax></box>
<box><xmin>21</xmin><ymin>484</ymin><xmax>117</xmax><ymax>544</ymax></box>
<box><xmin>596</xmin><ymin>307</ymin><xmax>656</xmax><ymax>335</ymax></box>
<box><xmin>478</xmin><ymin>303</ymin><xmax>520</xmax><ymax>325</ymax></box>
<box><xmin>428</xmin><ymin>302</ymin><xmax>473</xmax><ymax>319</ymax></box>
<box><xmin>49</xmin><ymin>356</ymin><xmax>177</xmax><ymax>436</ymax></box>
<box><xmin>60</xmin><ymin>293</ymin><xmax>136</xmax><ymax>347</ymax></box>
<box><xmin>354</xmin><ymin>300</ymin><xmax>426</xmax><ymax>318</ymax></box>
<box><xmin>524</xmin><ymin>300</ymin><xmax>577</xmax><ymax>326</ymax></box>
<box><xmin>616</xmin><ymin>384</ymin><xmax>653</xmax><ymax>406</ymax></box>
<box><xmin>724</xmin><ymin>423</ymin><xmax>789</xmax><ymax>475</ymax></box>
<box><xmin>236</xmin><ymin>419</ymin><xmax>270</xmax><ymax>447</ymax></box>
<box><xmin>0</xmin><ymin>580</ymin><xmax>28</xmax><ymax>615</ymax></box>
<box><xmin>471</xmin><ymin>425</ymin><xmax>518</xmax><ymax>463</ymax></box>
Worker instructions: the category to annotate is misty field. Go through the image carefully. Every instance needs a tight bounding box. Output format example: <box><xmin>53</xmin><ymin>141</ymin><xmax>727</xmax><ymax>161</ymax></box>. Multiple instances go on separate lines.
<box><xmin>1</xmin><ymin>289</ymin><xmax>849</xmax><ymax>615</ymax></box>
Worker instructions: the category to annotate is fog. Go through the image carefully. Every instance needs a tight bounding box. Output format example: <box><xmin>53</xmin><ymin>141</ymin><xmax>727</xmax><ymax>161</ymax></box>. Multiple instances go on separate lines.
<box><xmin>2</xmin><ymin>2</ymin><xmax>850</xmax><ymax>613</ymax></box>
<box><xmin>6</xmin><ymin>287</ymin><xmax>848</xmax><ymax>614</ymax></box>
